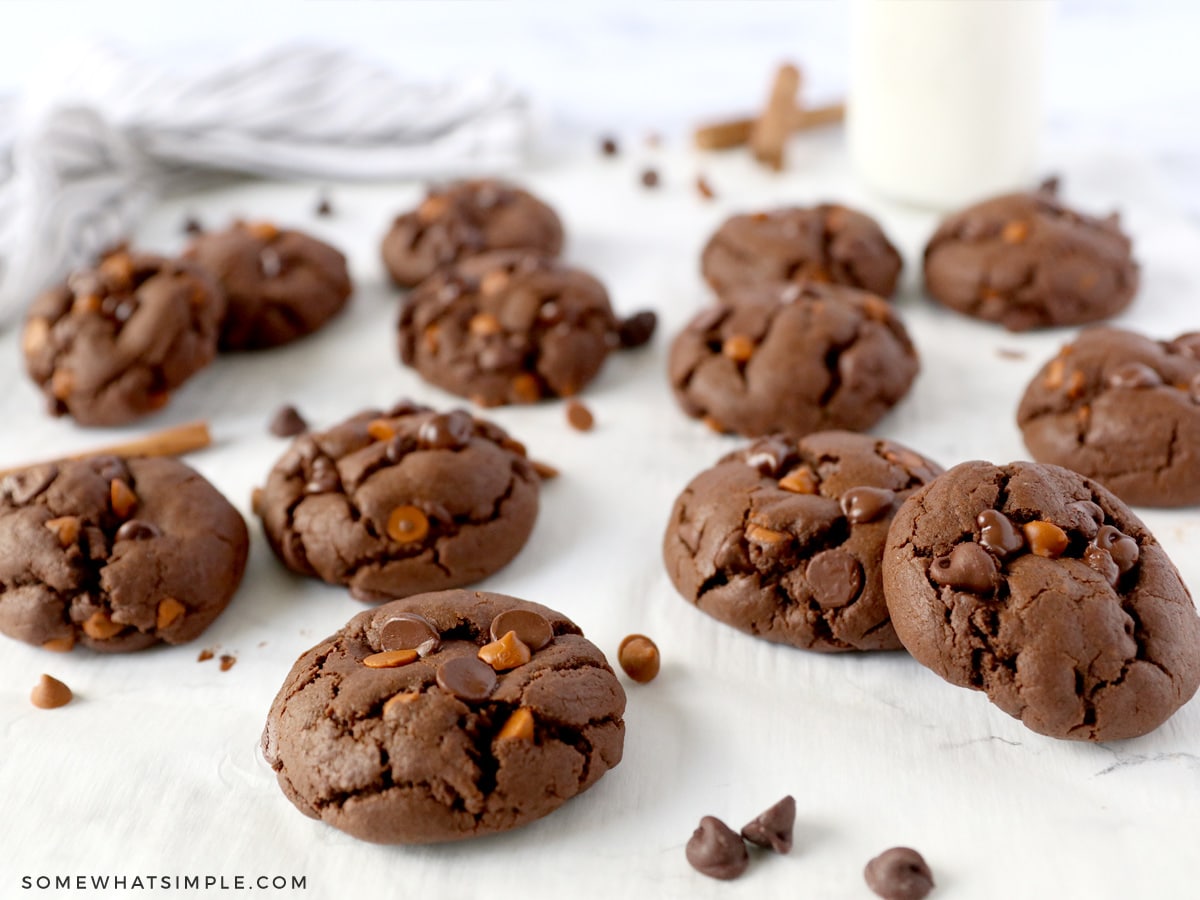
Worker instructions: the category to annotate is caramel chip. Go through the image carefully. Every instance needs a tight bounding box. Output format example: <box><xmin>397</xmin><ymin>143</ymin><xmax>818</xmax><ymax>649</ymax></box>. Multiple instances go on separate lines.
<box><xmin>31</xmin><ymin>674</ymin><xmax>73</xmax><ymax>710</ymax></box>
<box><xmin>366</xmin><ymin>418</ymin><xmax>396</xmax><ymax>442</ymax></box>
<box><xmin>565</xmin><ymin>399</ymin><xmax>594</xmax><ymax>432</ymax></box>
<box><xmin>51</xmin><ymin>369</ymin><xmax>74</xmax><ymax>401</ymax></box>
<box><xmin>498</xmin><ymin>707</ymin><xmax>535</xmax><ymax>741</ymax></box>
<box><xmin>23</xmin><ymin>317</ymin><xmax>50</xmax><ymax>356</ymax></box>
<box><xmin>478</xmin><ymin>630</ymin><xmax>532</xmax><ymax>671</ymax></box>
<box><xmin>747</xmin><ymin>524</ymin><xmax>790</xmax><ymax>544</ymax></box>
<box><xmin>779</xmin><ymin>468</ymin><xmax>819</xmax><ymax>494</ymax></box>
<box><xmin>1024</xmin><ymin>520</ymin><xmax>1069</xmax><ymax>558</ymax></box>
<box><xmin>156</xmin><ymin>597</ymin><xmax>186</xmax><ymax>630</ymax></box>
<box><xmin>72</xmin><ymin>294</ymin><xmax>103</xmax><ymax>315</ymax></box>
<box><xmin>110</xmin><ymin>479</ymin><xmax>138</xmax><ymax>518</ymax></box>
<box><xmin>363</xmin><ymin>649</ymin><xmax>420</xmax><ymax>669</ymax></box>
<box><xmin>387</xmin><ymin>505</ymin><xmax>430</xmax><ymax>544</ymax></box>
<box><xmin>722</xmin><ymin>335</ymin><xmax>755</xmax><ymax>363</ymax></box>
<box><xmin>469</xmin><ymin>312</ymin><xmax>502</xmax><ymax>336</ymax></box>
<box><xmin>480</xmin><ymin>270</ymin><xmax>510</xmax><ymax>297</ymax></box>
<box><xmin>531</xmin><ymin>459</ymin><xmax>560</xmax><ymax>480</ymax></box>
<box><xmin>383</xmin><ymin>691</ymin><xmax>421</xmax><ymax>717</ymax></box>
<box><xmin>511</xmin><ymin>373</ymin><xmax>541</xmax><ymax>404</ymax></box>
<box><xmin>618</xmin><ymin>634</ymin><xmax>660</xmax><ymax>683</ymax></box>
<box><xmin>247</xmin><ymin>221</ymin><xmax>280</xmax><ymax>241</ymax></box>
<box><xmin>417</xmin><ymin>196</ymin><xmax>449</xmax><ymax>224</ymax></box>
<box><xmin>82</xmin><ymin>610</ymin><xmax>123</xmax><ymax>640</ymax></box>
<box><xmin>1002</xmin><ymin>220</ymin><xmax>1030</xmax><ymax>244</ymax></box>
<box><xmin>99</xmin><ymin>251</ymin><xmax>134</xmax><ymax>286</ymax></box>
<box><xmin>44</xmin><ymin>516</ymin><xmax>81</xmax><ymax>547</ymax></box>
<box><xmin>1045</xmin><ymin>357</ymin><xmax>1066</xmax><ymax>390</ymax></box>
<box><xmin>42</xmin><ymin>635</ymin><xmax>76</xmax><ymax>653</ymax></box>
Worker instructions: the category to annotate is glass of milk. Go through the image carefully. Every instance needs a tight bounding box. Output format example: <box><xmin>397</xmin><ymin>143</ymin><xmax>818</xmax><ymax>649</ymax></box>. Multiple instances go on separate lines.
<box><xmin>847</xmin><ymin>0</ymin><xmax>1053</xmax><ymax>209</ymax></box>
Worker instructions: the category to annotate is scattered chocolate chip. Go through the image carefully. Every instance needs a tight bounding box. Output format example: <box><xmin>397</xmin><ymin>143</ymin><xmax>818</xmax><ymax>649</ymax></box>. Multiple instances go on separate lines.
<box><xmin>977</xmin><ymin>509</ymin><xmax>1025</xmax><ymax>557</ymax></box>
<box><xmin>696</xmin><ymin>175</ymin><xmax>715</xmax><ymax>200</ymax></box>
<box><xmin>315</xmin><ymin>194</ymin><xmax>333</xmax><ymax>217</ymax></box>
<box><xmin>617</xmin><ymin>310</ymin><xmax>657</xmax><ymax>348</ymax></box>
<box><xmin>566</xmin><ymin>399</ymin><xmax>594</xmax><ymax>432</ymax></box>
<box><xmin>807</xmin><ymin>549</ymin><xmax>864</xmax><ymax>608</ymax></box>
<box><xmin>686</xmin><ymin>816</ymin><xmax>749</xmax><ymax>880</ymax></box>
<box><xmin>182</xmin><ymin>216</ymin><xmax>203</xmax><ymax>236</ymax></box>
<box><xmin>219</xmin><ymin>654</ymin><xmax>237</xmax><ymax>672</ymax></box>
<box><xmin>741</xmin><ymin>795</ymin><xmax>795</xmax><ymax>854</ymax></box>
<box><xmin>269</xmin><ymin>404</ymin><xmax>308</xmax><ymax>438</ymax></box>
<box><xmin>417</xmin><ymin>411</ymin><xmax>475</xmax><ymax>450</ymax></box>
<box><xmin>618</xmin><ymin>633</ymin><xmax>660</xmax><ymax>683</ymax></box>
<box><xmin>1094</xmin><ymin>524</ymin><xmax>1139</xmax><ymax>574</ymax></box>
<box><xmin>745</xmin><ymin>436</ymin><xmax>798</xmax><ymax>478</ymax></box>
<box><xmin>864</xmin><ymin>847</ymin><xmax>935</xmax><ymax>900</ymax></box>
<box><xmin>840</xmin><ymin>486</ymin><xmax>896</xmax><ymax>524</ymax></box>
<box><xmin>30</xmin><ymin>674</ymin><xmax>73</xmax><ymax>709</ymax></box>
<box><xmin>600</xmin><ymin>136</ymin><xmax>619</xmax><ymax>156</ymax></box>
<box><xmin>930</xmin><ymin>542</ymin><xmax>999</xmax><ymax>594</ymax></box>
<box><xmin>436</xmin><ymin>656</ymin><xmax>498</xmax><ymax>702</ymax></box>
<box><xmin>379</xmin><ymin>613</ymin><xmax>441</xmax><ymax>656</ymax></box>
<box><xmin>641</xmin><ymin>168</ymin><xmax>660</xmax><ymax>189</ymax></box>
<box><xmin>1084</xmin><ymin>544</ymin><xmax>1121</xmax><ymax>587</ymax></box>
<box><xmin>115</xmin><ymin>519</ymin><xmax>162</xmax><ymax>542</ymax></box>
<box><xmin>1108</xmin><ymin>361</ymin><xmax>1162</xmax><ymax>390</ymax></box>
<box><xmin>197</xmin><ymin>648</ymin><xmax>214</xmax><ymax>662</ymax></box>
<box><xmin>490</xmin><ymin>609</ymin><xmax>554</xmax><ymax>651</ymax></box>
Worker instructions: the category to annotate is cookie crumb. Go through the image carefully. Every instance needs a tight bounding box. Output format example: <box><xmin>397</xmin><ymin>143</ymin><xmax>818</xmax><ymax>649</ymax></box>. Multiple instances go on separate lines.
<box><xmin>565</xmin><ymin>400</ymin><xmax>594</xmax><ymax>432</ymax></box>
<box><xmin>696</xmin><ymin>175</ymin><xmax>716</xmax><ymax>200</ymax></box>
<box><xmin>31</xmin><ymin>673</ymin><xmax>73</xmax><ymax>709</ymax></box>
<box><xmin>864</xmin><ymin>847</ymin><xmax>934</xmax><ymax>900</ymax></box>
<box><xmin>269</xmin><ymin>404</ymin><xmax>308</xmax><ymax>438</ymax></box>
<box><xmin>197</xmin><ymin>648</ymin><xmax>214</xmax><ymax>662</ymax></box>
<box><xmin>182</xmin><ymin>216</ymin><xmax>203</xmax><ymax>236</ymax></box>
<box><xmin>640</xmin><ymin>168</ymin><xmax>660</xmax><ymax>189</ymax></box>
<box><xmin>996</xmin><ymin>347</ymin><xmax>1026</xmax><ymax>360</ymax></box>
<box><xmin>315</xmin><ymin>194</ymin><xmax>333</xmax><ymax>217</ymax></box>
<box><xmin>219</xmin><ymin>654</ymin><xmax>237</xmax><ymax>672</ymax></box>
<box><xmin>618</xmin><ymin>634</ymin><xmax>660</xmax><ymax>683</ymax></box>
<box><xmin>600</xmin><ymin>136</ymin><xmax>619</xmax><ymax>157</ymax></box>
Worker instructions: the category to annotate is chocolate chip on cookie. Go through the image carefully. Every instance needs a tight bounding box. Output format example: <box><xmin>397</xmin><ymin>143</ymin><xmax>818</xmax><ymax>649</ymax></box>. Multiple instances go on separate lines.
<box><xmin>262</xmin><ymin>590</ymin><xmax>625</xmax><ymax>844</ymax></box>
<box><xmin>398</xmin><ymin>252</ymin><xmax>624</xmax><ymax>406</ymax></box>
<box><xmin>702</xmin><ymin>205</ymin><xmax>903</xmax><ymax>300</ymax></box>
<box><xmin>1017</xmin><ymin>327</ymin><xmax>1200</xmax><ymax>507</ymax></box>
<box><xmin>256</xmin><ymin>401</ymin><xmax>539</xmax><ymax>601</ymax></box>
<box><xmin>864</xmin><ymin>847</ymin><xmax>935</xmax><ymax>900</ymax></box>
<box><xmin>883</xmin><ymin>460</ymin><xmax>1200</xmax><ymax>741</ymax></box>
<box><xmin>664</xmin><ymin>432</ymin><xmax>942</xmax><ymax>651</ymax></box>
<box><xmin>184</xmin><ymin>221</ymin><xmax>352</xmax><ymax>351</ymax></box>
<box><xmin>923</xmin><ymin>180</ymin><xmax>1138</xmax><ymax>331</ymax></box>
<box><xmin>669</xmin><ymin>282</ymin><xmax>919</xmax><ymax>438</ymax></box>
<box><xmin>0</xmin><ymin>456</ymin><xmax>249</xmax><ymax>652</ymax></box>
<box><xmin>380</xmin><ymin>179</ymin><xmax>564</xmax><ymax>288</ymax></box>
<box><xmin>22</xmin><ymin>248</ymin><xmax>224</xmax><ymax>426</ymax></box>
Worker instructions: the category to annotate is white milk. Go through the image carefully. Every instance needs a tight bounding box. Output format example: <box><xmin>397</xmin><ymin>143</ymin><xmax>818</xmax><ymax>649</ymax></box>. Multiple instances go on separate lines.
<box><xmin>847</xmin><ymin>0</ymin><xmax>1052</xmax><ymax>209</ymax></box>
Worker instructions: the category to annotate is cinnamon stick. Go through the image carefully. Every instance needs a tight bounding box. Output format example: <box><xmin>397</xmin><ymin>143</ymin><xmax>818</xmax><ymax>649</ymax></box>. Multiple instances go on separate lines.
<box><xmin>0</xmin><ymin>420</ymin><xmax>212</xmax><ymax>478</ymax></box>
<box><xmin>750</xmin><ymin>63</ymin><xmax>802</xmax><ymax>170</ymax></box>
<box><xmin>694</xmin><ymin>102</ymin><xmax>846</xmax><ymax>151</ymax></box>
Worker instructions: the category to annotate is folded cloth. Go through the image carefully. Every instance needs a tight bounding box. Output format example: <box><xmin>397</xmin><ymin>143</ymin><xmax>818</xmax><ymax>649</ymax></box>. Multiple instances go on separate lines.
<box><xmin>0</xmin><ymin>42</ymin><xmax>533</xmax><ymax>328</ymax></box>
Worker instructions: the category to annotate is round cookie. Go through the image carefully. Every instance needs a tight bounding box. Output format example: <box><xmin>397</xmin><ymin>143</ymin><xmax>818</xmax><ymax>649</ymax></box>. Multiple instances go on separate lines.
<box><xmin>922</xmin><ymin>180</ymin><xmax>1138</xmax><ymax>331</ymax></box>
<box><xmin>183</xmin><ymin>221</ymin><xmax>351</xmax><ymax>350</ymax></box>
<box><xmin>262</xmin><ymin>589</ymin><xmax>626</xmax><ymax>844</ymax></box>
<box><xmin>883</xmin><ymin>460</ymin><xmax>1200</xmax><ymax>741</ymax></box>
<box><xmin>669</xmin><ymin>281</ymin><xmax>919</xmax><ymax>437</ymax></box>
<box><xmin>381</xmin><ymin>179</ymin><xmax>564</xmax><ymax>288</ymax></box>
<box><xmin>701</xmin><ymin>204</ymin><xmax>903</xmax><ymax>300</ymax></box>
<box><xmin>398</xmin><ymin>252</ymin><xmax>620</xmax><ymax>406</ymax></box>
<box><xmin>22</xmin><ymin>248</ymin><xmax>224</xmax><ymax>426</ymax></box>
<box><xmin>0</xmin><ymin>455</ymin><xmax>249</xmax><ymax>652</ymax></box>
<box><xmin>257</xmin><ymin>401</ymin><xmax>540</xmax><ymax>600</ymax></box>
<box><xmin>1017</xmin><ymin>328</ymin><xmax>1200</xmax><ymax>507</ymax></box>
<box><xmin>663</xmin><ymin>432</ymin><xmax>942</xmax><ymax>652</ymax></box>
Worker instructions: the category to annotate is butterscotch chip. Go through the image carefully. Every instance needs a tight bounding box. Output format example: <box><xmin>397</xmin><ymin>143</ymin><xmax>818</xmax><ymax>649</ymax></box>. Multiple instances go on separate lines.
<box><xmin>469</xmin><ymin>312</ymin><xmax>502</xmax><ymax>336</ymax></box>
<box><xmin>1066</xmin><ymin>369</ymin><xmax>1086</xmax><ymax>399</ymax></box>
<box><xmin>1023</xmin><ymin>520</ymin><xmax>1069</xmax><ymax>558</ymax></box>
<box><xmin>478</xmin><ymin>630</ymin><xmax>532</xmax><ymax>671</ymax></box>
<box><xmin>532</xmin><ymin>460</ymin><xmax>560</xmax><ymax>479</ymax></box>
<box><xmin>1002</xmin><ymin>220</ymin><xmax>1030</xmax><ymax>243</ymax></box>
<box><xmin>23</xmin><ymin>317</ymin><xmax>50</xmax><ymax>356</ymax></box>
<box><xmin>417</xmin><ymin>195</ymin><xmax>450</xmax><ymax>223</ymax></box>
<box><xmin>618</xmin><ymin>634</ymin><xmax>660</xmax><ymax>683</ymax></box>
<box><xmin>386</xmin><ymin>505</ymin><xmax>429</xmax><ymax>544</ymax></box>
<box><xmin>366</xmin><ymin>419</ymin><xmax>396</xmax><ymax>442</ymax></box>
<box><xmin>722</xmin><ymin>335</ymin><xmax>755</xmax><ymax>363</ymax></box>
<box><xmin>702</xmin><ymin>415</ymin><xmax>727</xmax><ymax>434</ymax></box>
<box><xmin>110</xmin><ymin>479</ymin><xmax>138</xmax><ymax>518</ymax></box>
<box><xmin>44</xmin><ymin>516</ymin><xmax>81</xmax><ymax>547</ymax></box>
<box><xmin>422</xmin><ymin>324</ymin><xmax>440</xmax><ymax>352</ymax></box>
<box><xmin>51</xmin><ymin>369</ymin><xmax>74</xmax><ymax>400</ymax></box>
<box><xmin>42</xmin><ymin>635</ymin><xmax>76</xmax><ymax>653</ymax></box>
<box><xmin>511</xmin><ymin>373</ymin><xmax>541</xmax><ymax>403</ymax></box>
<box><xmin>30</xmin><ymin>674</ymin><xmax>73</xmax><ymax>709</ymax></box>
<box><xmin>480</xmin><ymin>270</ymin><xmax>509</xmax><ymax>297</ymax></box>
<box><xmin>251</xmin><ymin>487</ymin><xmax>264</xmax><ymax>517</ymax></box>
<box><xmin>156</xmin><ymin>597</ymin><xmax>186</xmax><ymax>630</ymax></box>
<box><xmin>363</xmin><ymin>649</ymin><xmax>420</xmax><ymax>669</ymax></box>
<box><xmin>779</xmin><ymin>468</ymin><xmax>819</xmax><ymax>494</ymax></box>
<box><xmin>197</xmin><ymin>648</ymin><xmax>215</xmax><ymax>662</ymax></box>
<box><xmin>383</xmin><ymin>691</ymin><xmax>421</xmax><ymax>717</ymax></box>
<box><xmin>219</xmin><ymin>654</ymin><xmax>237</xmax><ymax>671</ymax></box>
<box><xmin>696</xmin><ymin>175</ymin><xmax>716</xmax><ymax>200</ymax></box>
<box><xmin>247</xmin><ymin>222</ymin><xmax>280</xmax><ymax>241</ymax></box>
<box><xmin>747</xmin><ymin>524</ymin><xmax>790</xmax><ymax>544</ymax></box>
<box><xmin>1045</xmin><ymin>357</ymin><xmax>1066</xmax><ymax>390</ymax></box>
<box><xmin>82</xmin><ymin>610</ymin><xmax>124</xmax><ymax>640</ymax></box>
<box><xmin>565</xmin><ymin>400</ymin><xmax>594</xmax><ymax>432</ymax></box>
<box><xmin>498</xmin><ymin>707</ymin><xmax>535</xmax><ymax>741</ymax></box>
<box><xmin>72</xmin><ymin>294</ymin><xmax>103</xmax><ymax>315</ymax></box>
<box><xmin>99</xmin><ymin>251</ymin><xmax>134</xmax><ymax>286</ymax></box>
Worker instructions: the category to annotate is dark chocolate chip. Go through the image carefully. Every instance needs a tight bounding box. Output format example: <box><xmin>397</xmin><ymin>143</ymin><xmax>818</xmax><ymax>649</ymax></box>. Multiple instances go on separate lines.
<box><xmin>617</xmin><ymin>310</ymin><xmax>658</xmax><ymax>349</ymax></box>
<box><xmin>385</xmin><ymin>434</ymin><xmax>419</xmax><ymax>463</ymax></box>
<box><xmin>489</xmin><ymin>609</ymin><xmax>554</xmax><ymax>651</ymax></box>
<box><xmin>640</xmin><ymin>168</ymin><xmax>660</xmax><ymax>189</ymax></box>
<box><xmin>1094</xmin><ymin>525</ymin><xmax>1139</xmax><ymax>574</ymax></box>
<box><xmin>114</xmin><ymin>519</ymin><xmax>162</xmax><ymax>541</ymax></box>
<box><xmin>304</xmin><ymin>469</ymin><xmax>339</xmax><ymax>494</ymax></box>
<box><xmin>840</xmin><ymin>486</ymin><xmax>896</xmax><ymax>524</ymax></box>
<box><xmin>91</xmin><ymin>455</ymin><xmax>126</xmax><ymax>484</ymax></box>
<box><xmin>417</xmin><ymin>411</ymin><xmax>475</xmax><ymax>450</ymax></box>
<box><xmin>435</xmin><ymin>656</ymin><xmax>498</xmax><ymax>703</ymax></box>
<box><xmin>2</xmin><ymin>465</ymin><xmax>57</xmax><ymax>504</ymax></box>
<box><xmin>182</xmin><ymin>216</ymin><xmax>203</xmax><ymax>236</ymax></box>
<box><xmin>977</xmin><ymin>509</ymin><xmax>1025</xmax><ymax>557</ymax></box>
<box><xmin>269</xmin><ymin>404</ymin><xmax>308</xmax><ymax>438</ymax></box>
<box><xmin>685</xmin><ymin>816</ymin><xmax>749</xmax><ymax>881</ymax></box>
<box><xmin>864</xmin><ymin>847</ymin><xmax>935</xmax><ymax>900</ymax></box>
<box><xmin>315</xmin><ymin>195</ymin><xmax>333</xmax><ymax>217</ymax></box>
<box><xmin>385</xmin><ymin>399</ymin><xmax>427</xmax><ymax>418</ymax></box>
<box><xmin>1084</xmin><ymin>544</ymin><xmax>1121</xmax><ymax>587</ymax></box>
<box><xmin>1107</xmin><ymin>362</ymin><xmax>1162</xmax><ymax>390</ymax></box>
<box><xmin>379</xmin><ymin>613</ymin><xmax>441</xmax><ymax>657</ymax></box>
<box><xmin>1070</xmin><ymin>500</ymin><xmax>1105</xmax><ymax>539</ymax></box>
<box><xmin>600</xmin><ymin>136</ymin><xmax>619</xmax><ymax>156</ymax></box>
<box><xmin>930</xmin><ymin>542</ymin><xmax>999</xmax><ymax>594</ymax></box>
<box><xmin>807</xmin><ymin>549</ymin><xmax>863</xmax><ymax>609</ymax></box>
<box><xmin>744</xmin><ymin>436</ymin><xmax>798</xmax><ymax>478</ymax></box>
<box><xmin>741</xmin><ymin>795</ymin><xmax>796</xmax><ymax>854</ymax></box>
<box><xmin>1170</xmin><ymin>333</ymin><xmax>1200</xmax><ymax>360</ymax></box>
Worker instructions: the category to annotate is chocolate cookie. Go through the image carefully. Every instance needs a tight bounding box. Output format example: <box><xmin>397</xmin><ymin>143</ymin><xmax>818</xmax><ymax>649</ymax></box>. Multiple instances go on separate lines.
<box><xmin>183</xmin><ymin>221</ymin><xmax>351</xmax><ymax>350</ymax></box>
<box><xmin>398</xmin><ymin>252</ymin><xmax>621</xmax><ymax>406</ymax></box>
<box><xmin>1017</xmin><ymin>328</ymin><xmax>1200</xmax><ymax>507</ymax></box>
<box><xmin>22</xmin><ymin>248</ymin><xmax>224</xmax><ymax>426</ymax></box>
<box><xmin>669</xmin><ymin>282</ymin><xmax>919</xmax><ymax>437</ymax></box>
<box><xmin>257</xmin><ymin>401</ymin><xmax>539</xmax><ymax>600</ymax></box>
<box><xmin>381</xmin><ymin>180</ymin><xmax>564</xmax><ymax>288</ymax></box>
<box><xmin>923</xmin><ymin>180</ymin><xmax>1138</xmax><ymax>331</ymax></box>
<box><xmin>663</xmin><ymin>432</ymin><xmax>943</xmax><ymax>651</ymax></box>
<box><xmin>262</xmin><ymin>589</ymin><xmax>625</xmax><ymax>844</ymax></box>
<box><xmin>702</xmin><ymin>205</ymin><xmax>903</xmax><ymax>300</ymax></box>
<box><xmin>883</xmin><ymin>460</ymin><xmax>1200</xmax><ymax>741</ymax></box>
<box><xmin>0</xmin><ymin>455</ymin><xmax>248</xmax><ymax>653</ymax></box>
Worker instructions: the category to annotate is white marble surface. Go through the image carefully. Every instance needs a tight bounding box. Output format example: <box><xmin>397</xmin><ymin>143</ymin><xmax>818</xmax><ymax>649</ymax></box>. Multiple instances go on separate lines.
<box><xmin>1</xmin><ymin>3</ymin><xmax>1199</xmax><ymax>899</ymax></box>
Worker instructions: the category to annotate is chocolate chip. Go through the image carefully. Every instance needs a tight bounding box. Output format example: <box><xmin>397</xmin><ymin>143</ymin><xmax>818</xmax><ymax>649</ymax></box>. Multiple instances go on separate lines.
<box><xmin>864</xmin><ymin>847</ymin><xmax>935</xmax><ymax>900</ymax></box>
<box><xmin>490</xmin><ymin>609</ymin><xmax>554</xmax><ymax>650</ymax></box>
<box><xmin>384</xmin><ymin>433</ymin><xmax>419</xmax><ymax>463</ymax></box>
<box><xmin>219</xmin><ymin>654</ymin><xmax>237</xmax><ymax>672</ymax></box>
<box><xmin>977</xmin><ymin>509</ymin><xmax>1025</xmax><ymax>557</ymax></box>
<box><xmin>1170</xmin><ymin>332</ymin><xmax>1200</xmax><ymax>360</ymax></box>
<box><xmin>740</xmin><ymin>795</ymin><xmax>795</xmax><ymax>854</ymax></box>
<box><xmin>745</xmin><ymin>436</ymin><xmax>798</xmax><ymax>478</ymax></box>
<box><xmin>1094</xmin><ymin>524</ymin><xmax>1139</xmax><ymax>574</ymax></box>
<box><xmin>30</xmin><ymin>674</ymin><xmax>73</xmax><ymax>710</ymax></box>
<box><xmin>417</xmin><ymin>411</ymin><xmax>475</xmax><ymax>450</ymax></box>
<box><xmin>4</xmin><ymin>465</ymin><xmax>57</xmax><ymax>504</ymax></box>
<box><xmin>304</xmin><ymin>468</ymin><xmax>339</xmax><ymax>494</ymax></box>
<box><xmin>315</xmin><ymin>195</ymin><xmax>333</xmax><ymax>217</ymax></box>
<box><xmin>617</xmin><ymin>310</ymin><xmax>658</xmax><ymax>348</ymax></box>
<box><xmin>379</xmin><ymin>612</ymin><xmax>441</xmax><ymax>657</ymax></box>
<box><xmin>600</xmin><ymin>136</ymin><xmax>619</xmax><ymax>156</ymax></box>
<box><xmin>617</xmin><ymin>634</ymin><xmax>660</xmax><ymax>683</ymax></box>
<box><xmin>182</xmin><ymin>216</ymin><xmax>204</xmax><ymax>236</ymax></box>
<box><xmin>269</xmin><ymin>404</ymin><xmax>308</xmax><ymax>437</ymax></box>
<box><xmin>115</xmin><ymin>519</ymin><xmax>162</xmax><ymax>541</ymax></box>
<box><xmin>436</xmin><ymin>656</ymin><xmax>498</xmax><ymax>702</ymax></box>
<box><xmin>1084</xmin><ymin>544</ymin><xmax>1121</xmax><ymax>587</ymax></box>
<box><xmin>840</xmin><ymin>486</ymin><xmax>896</xmax><ymax>524</ymax></box>
<box><xmin>930</xmin><ymin>542</ymin><xmax>998</xmax><ymax>594</ymax></box>
<box><xmin>807</xmin><ymin>549</ymin><xmax>863</xmax><ymax>609</ymax></box>
<box><xmin>1070</xmin><ymin>500</ymin><xmax>1105</xmax><ymax>539</ymax></box>
<box><xmin>686</xmin><ymin>816</ymin><xmax>749</xmax><ymax>880</ymax></box>
<box><xmin>259</xmin><ymin>247</ymin><xmax>283</xmax><ymax>279</ymax></box>
<box><xmin>1108</xmin><ymin>361</ymin><xmax>1162</xmax><ymax>390</ymax></box>
<box><xmin>566</xmin><ymin>400</ymin><xmax>594</xmax><ymax>432</ymax></box>
<box><xmin>640</xmin><ymin>168</ymin><xmax>660</xmax><ymax>189</ymax></box>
